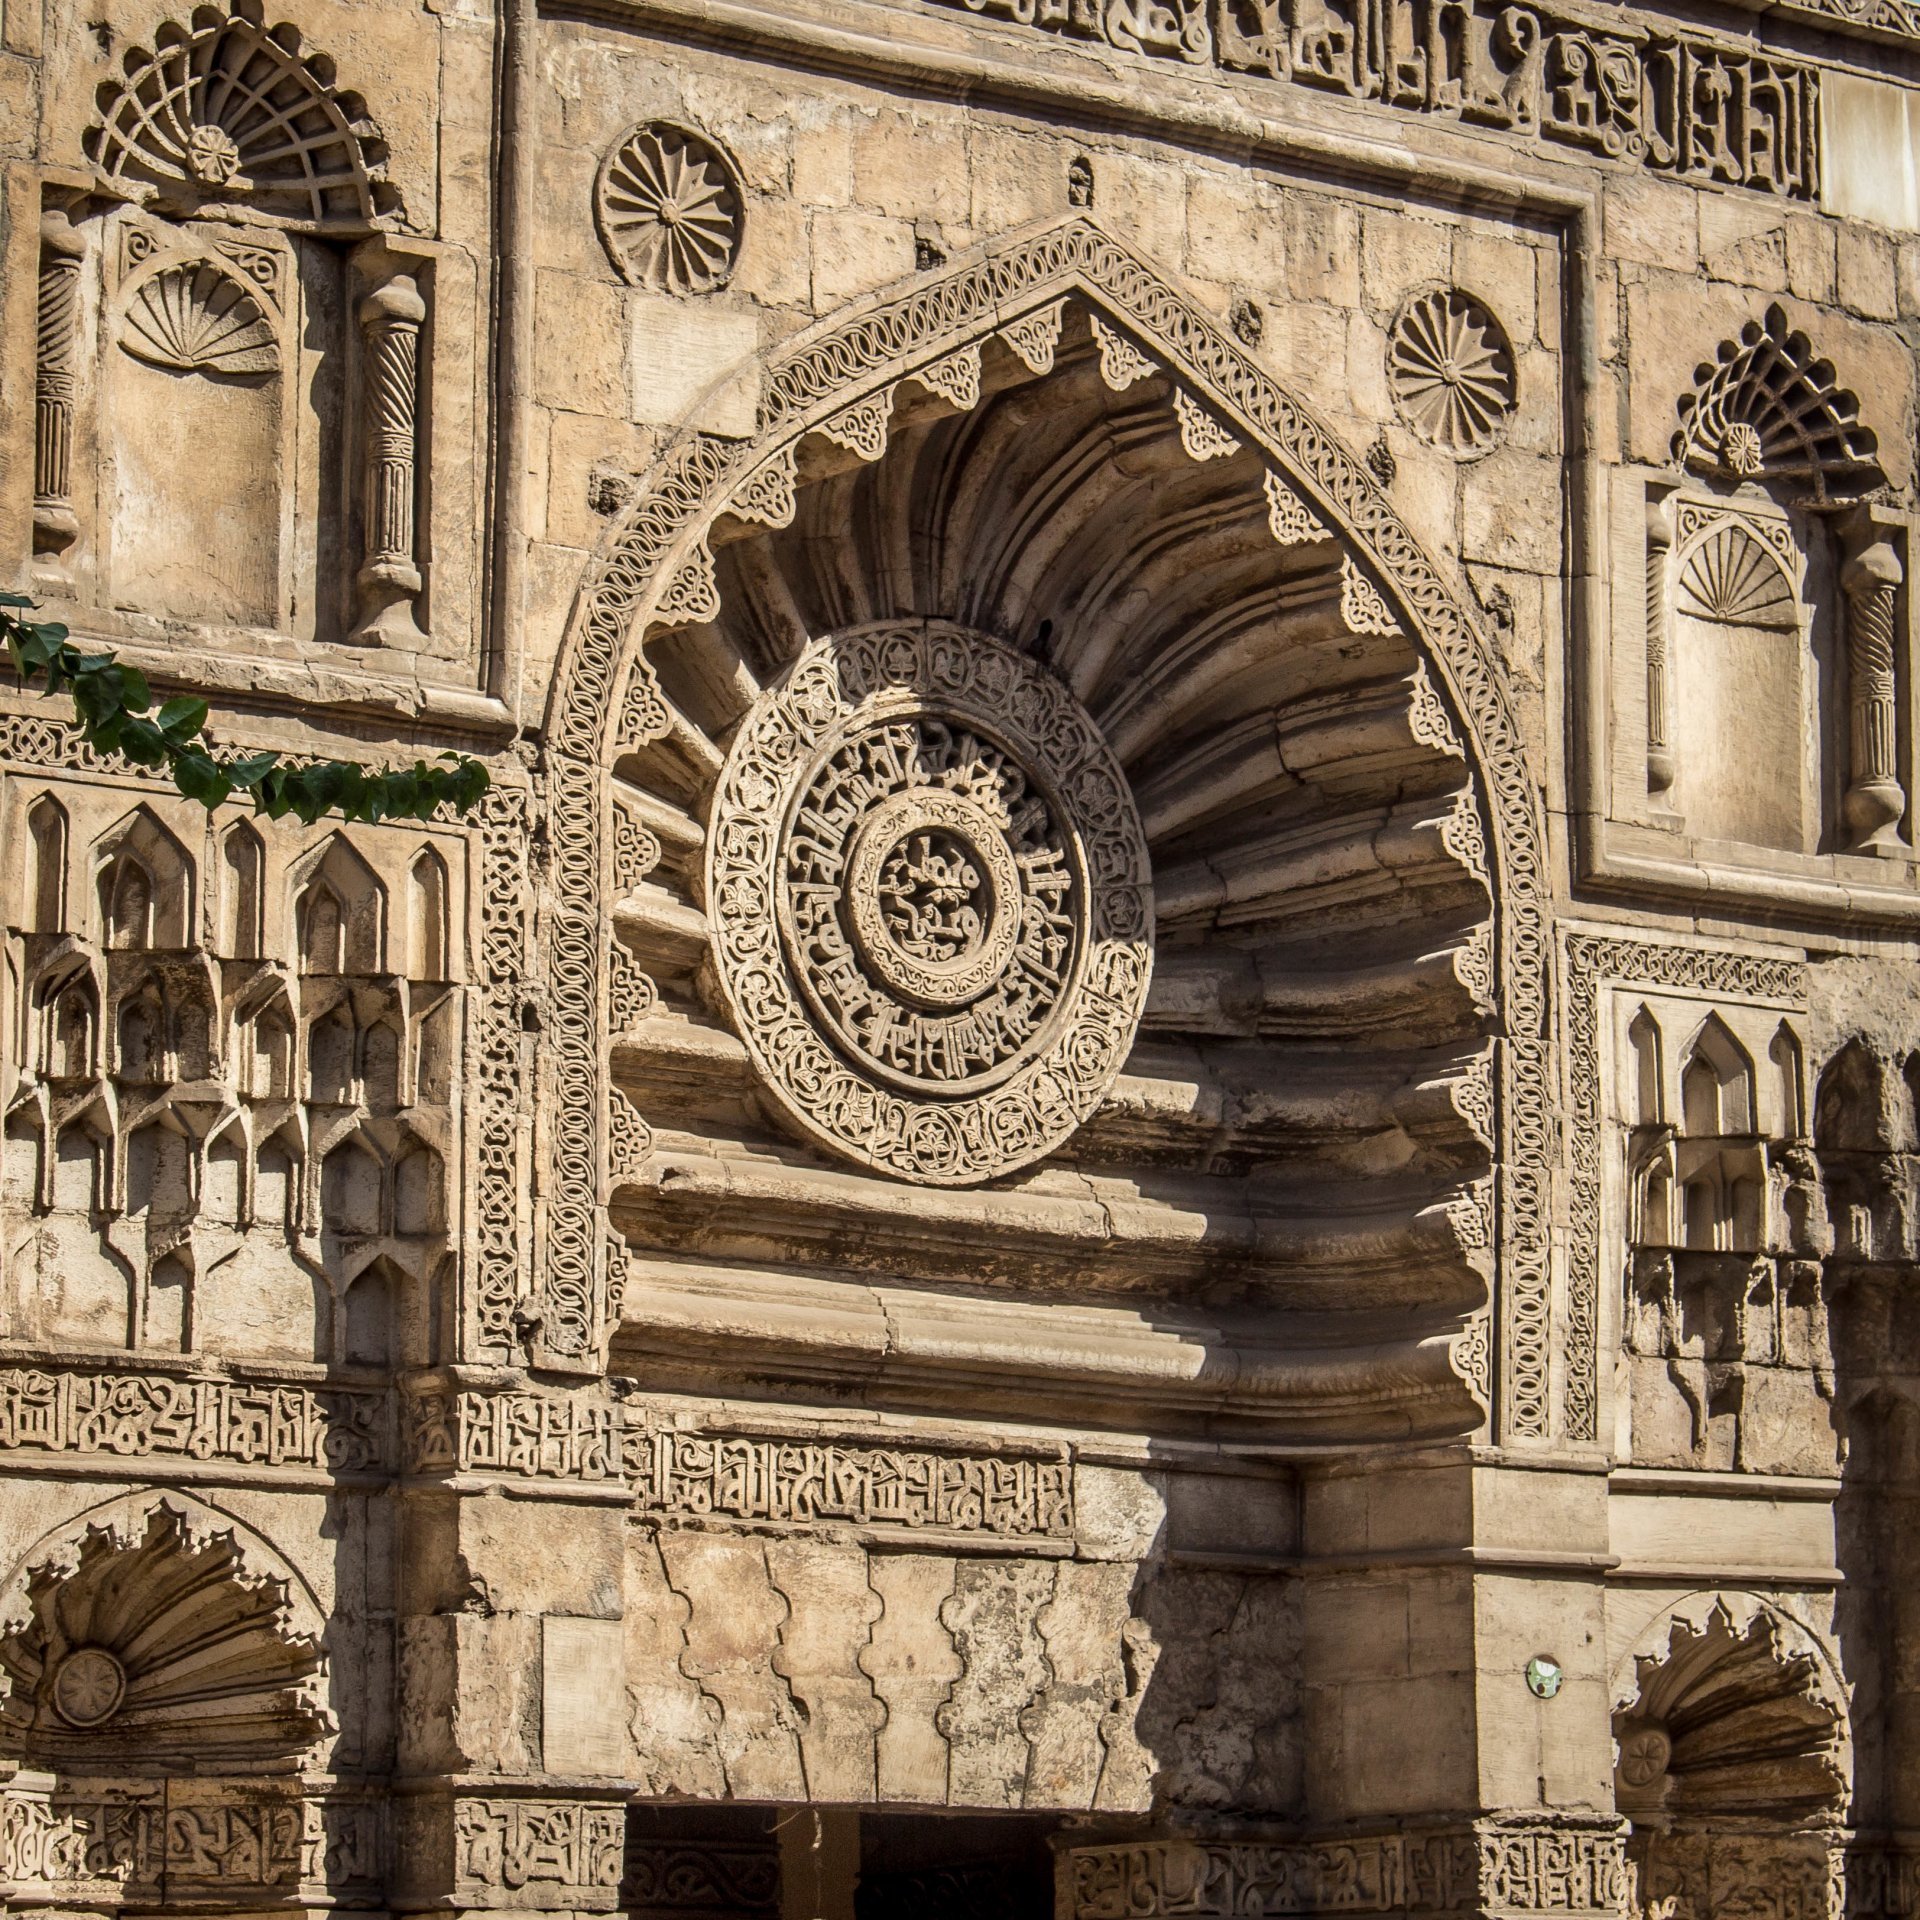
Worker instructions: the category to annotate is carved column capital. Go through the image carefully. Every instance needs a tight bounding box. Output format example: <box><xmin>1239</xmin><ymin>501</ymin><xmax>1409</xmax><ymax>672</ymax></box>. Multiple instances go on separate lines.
<box><xmin>1644</xmin><ymin>489</ymin><xmax>1676</xmax><ymax>799</ymax></box>
<box><xmin>1840</xmin><ymin>510</ymin><xmax>1907</xmax><ymax>853</ymax></box>
<box><xmin>349</xmin><ymin>242</ymin><xmax>432</xmax><ymax>651</ymax></box>
<box><xmin>32</xmin><ymin>198</ymin><xmax>87</xmax><ymax>569</ymax></box>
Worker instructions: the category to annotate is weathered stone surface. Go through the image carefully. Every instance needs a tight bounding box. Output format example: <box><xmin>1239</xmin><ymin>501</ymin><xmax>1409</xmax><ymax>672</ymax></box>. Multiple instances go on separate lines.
<box><xmin>4</xmin><ymin>0</ymin><xmax>1920</xmax><ymax>1907</ymax></box>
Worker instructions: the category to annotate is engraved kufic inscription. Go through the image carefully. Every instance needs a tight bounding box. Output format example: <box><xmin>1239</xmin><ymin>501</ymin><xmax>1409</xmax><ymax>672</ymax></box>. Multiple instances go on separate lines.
<box><xmin>0</xmin><ymin>1367</ymin><xmax>386</xmax><ymax>1471</ymax></box>
<box><xmin>707</xmin><ymin>622</ymin><xmax>1153</xmax><ymax>1184</ymax></box>
<box><xmin>635</xmin><ymin>1429</ymin><xmax>1076</xmax><ymax>1536</ymax></box>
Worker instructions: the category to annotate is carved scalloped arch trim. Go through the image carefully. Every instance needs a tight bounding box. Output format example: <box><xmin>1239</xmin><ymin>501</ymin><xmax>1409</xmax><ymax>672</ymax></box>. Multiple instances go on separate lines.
<box><xmin>540</xmin><ymin>215</ymin><xmax>1554</xmax><ymax>1436</ymax></box>
<box><xmin>1672</xmin><ymin>303</ymin><xmax>1883</xmax><ymax>501</ymax></box>
<box><xmin>0</xmin><ymin>1487</ymin><xmax>329</xmax><ymax>1649</ymax></box>
<box><xmin>1610</xmin><ymin>1590</ymin><xmax>1849</xmax><ymax>1731</ymax></box>
<box><xmin>84</xmin><ymin>0</ymin><xmax>398</xmax><ymax>230</ymax></box>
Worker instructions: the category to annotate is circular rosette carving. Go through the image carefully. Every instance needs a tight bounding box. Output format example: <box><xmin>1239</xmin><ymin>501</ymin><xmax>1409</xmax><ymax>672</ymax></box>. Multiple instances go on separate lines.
<box><xmin>706</xmin><ymin>622</ymin><xmax>1153</xmax><ymax>1184</ymax></box>
<box><xmin>1387</xmin><ymin>287</ymin><xmax>1516</xmax><ymax>457</ymax></box>
<box><xmin>595</xmin><ymin>121</ymin><xmax>743</xmax><ymax>295</ymax></box>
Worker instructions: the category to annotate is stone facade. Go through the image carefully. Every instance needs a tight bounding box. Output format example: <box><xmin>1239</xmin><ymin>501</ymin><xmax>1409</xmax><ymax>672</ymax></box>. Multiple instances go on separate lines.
<box><xmin>3</xmin><ymin>0</ymin><xmax>1920</xmax><ymax>1914</ymax></box>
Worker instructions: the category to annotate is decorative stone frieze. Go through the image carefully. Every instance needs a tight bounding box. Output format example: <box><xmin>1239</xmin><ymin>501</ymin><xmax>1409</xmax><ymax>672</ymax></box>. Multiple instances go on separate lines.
<box><xmin>0</xmin><ymin>1779</ymin><xmax>385</xmax><ymax>1906</ymax></box>
<box><xmin>929</xmin><ymin>0</ymin><xmax>1818</xmax><ymax>200</ymax></box>
<box><xmin>0</xmin><ymin>1366</ymin><xmax>387</xmax><ymax>1472</ymax></box>
<box><xmin>397</xmin><ymin>1796</ymin><xmax>625</xmax><ymax>1910</ymax></box>
<box><xmin>1066</xmin><ymin>1822</ymin><xmax>1630</xmax><ymax>1918</ymax></box>
<box><xmin>406</xmin><ymin>1387</ymin><xmax>1076</xmax><ymax>1538</ymax></box>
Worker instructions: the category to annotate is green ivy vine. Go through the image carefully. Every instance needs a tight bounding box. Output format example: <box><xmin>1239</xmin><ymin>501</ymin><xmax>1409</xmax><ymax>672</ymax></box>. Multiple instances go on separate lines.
<box><xmin>1</xmin><ymin>594</ymin><xmax>491</xmax><ymax>825</ymax></box>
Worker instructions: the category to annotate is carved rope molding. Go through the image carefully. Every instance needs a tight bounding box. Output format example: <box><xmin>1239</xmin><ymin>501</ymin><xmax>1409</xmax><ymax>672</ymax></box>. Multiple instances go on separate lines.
<box><xmin>1562</xmin><ymin>934</ymin><xmax>1808</xmax><ymax>1444</ymax></box>
<box><xmin>542</xmin><ymin>216</ymin><xmax>1558</xmax><ymax>1439</ymax></box>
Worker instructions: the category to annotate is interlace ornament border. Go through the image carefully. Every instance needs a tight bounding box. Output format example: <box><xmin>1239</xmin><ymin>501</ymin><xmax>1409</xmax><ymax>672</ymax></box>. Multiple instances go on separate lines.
<box><xmin>541</xmin><ymin>216</ymin><xmax>1555</xmax><ymax>1439</ymax></box>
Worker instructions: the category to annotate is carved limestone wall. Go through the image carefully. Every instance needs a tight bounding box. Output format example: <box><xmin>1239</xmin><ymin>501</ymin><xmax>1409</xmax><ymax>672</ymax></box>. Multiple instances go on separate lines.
<box><xmin>11</xmin><ymin>0</ymin><xmax>1920</xmax><ymax>1911</ymax></box>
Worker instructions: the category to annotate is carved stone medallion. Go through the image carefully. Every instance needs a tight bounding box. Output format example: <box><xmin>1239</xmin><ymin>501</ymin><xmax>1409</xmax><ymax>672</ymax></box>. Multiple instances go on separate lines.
<box><xmin>706</xmin><ymin>622</ymin><xmax>1153</xmax><ymax>1184</ymax></box>
<box><xmin>50</xmin><ymin>1646</ymin><xmax>127</xmax><ymax>1727</ymax></box>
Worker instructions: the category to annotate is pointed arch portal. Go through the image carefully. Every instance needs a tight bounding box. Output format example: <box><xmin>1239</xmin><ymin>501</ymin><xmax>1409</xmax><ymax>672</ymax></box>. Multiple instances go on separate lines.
<box><xmin>542</xmin><ymin>216</ymin><xmax>1558</xmax><ymax>1446</ymax></box>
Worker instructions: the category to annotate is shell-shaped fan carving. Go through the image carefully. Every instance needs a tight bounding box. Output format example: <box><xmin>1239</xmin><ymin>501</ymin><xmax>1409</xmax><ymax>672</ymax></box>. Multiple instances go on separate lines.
<box><xmin>0</xmin><ymin>1502</ymin><xmax>329</xmax><ymax>1769</ymax></box>
<box><xmin>121</xmin><ymin>261</ymin><xmax>280</xmax><ymax>375</ymax></box>
<box><xmin>1387</xmin><ymin>288</ymin><xmax>1516</xmax><ymax>457</ymax></box>
<box><xmin>85</xmin><ymin>2</ymin><xmax>394</xmax><ymax>228</ymax></box>
<box><xmin>596</xmin><ymin>121</ymin><xmax>743</xmax><ymax>295</ymax></box>
<box><xmin>1613</xmin><ymin>1600</ymin><xmax>1846</xmax><ymax>1831</ymax></box>
<box><xmin>1675</xmin><ymin>524</ymin><xmax>1799</xmax><ymax>630</ymax></box>
<box><xmin>1673</xmin><ymin>304</ymin><xmax>1881</xmax><ymax>500</ymax></box>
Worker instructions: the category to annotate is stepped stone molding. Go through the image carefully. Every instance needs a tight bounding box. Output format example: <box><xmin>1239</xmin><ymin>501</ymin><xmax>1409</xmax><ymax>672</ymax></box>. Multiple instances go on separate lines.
<box><xmin>544</xmin><ymin>215</ymin><xmax>1554</xmax><ymax>1442</ymax></box>
<box><xmin>1563</xmin><ymin>935</ymin><xmax>1808</xmax><ymax>1445</ymax></box>
<box><xmin>85</xmin><ymin>0</ymin><xmax>397</xmax><ymax>229</ymax></box>
<box><xmin>926</xmin><ymin>0</ymin><xmax>1817</xmax><ymax>199</ymax></box>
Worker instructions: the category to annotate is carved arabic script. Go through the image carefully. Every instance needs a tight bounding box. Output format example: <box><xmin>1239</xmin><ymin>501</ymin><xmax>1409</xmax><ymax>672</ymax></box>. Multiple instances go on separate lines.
<box><xmin>406</xmin><ymin>1390</ymin><xmax>1076</xmax><ymax>1538</ymax></box>
<box><xmin>935</xmin><ymin>0</ymin><xmax>1817</xmax><ymax>199</ymax></box>
<box><xmin>0</xmin><ymin>1369</ymin><xmax>385</xmax><ymax>1471</ymax></box>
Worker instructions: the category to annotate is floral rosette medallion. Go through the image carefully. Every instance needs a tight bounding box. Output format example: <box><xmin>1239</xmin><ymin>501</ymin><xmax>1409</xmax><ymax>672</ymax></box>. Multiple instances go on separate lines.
<box><xmin>706</xmin><ymin>621</ymin><xmax>1154</xmax><ymax>1184</ymax></box>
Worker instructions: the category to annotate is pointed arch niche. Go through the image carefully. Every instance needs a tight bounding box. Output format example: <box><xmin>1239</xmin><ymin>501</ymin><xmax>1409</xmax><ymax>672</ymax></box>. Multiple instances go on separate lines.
<box><xmin>1592</xmin><ymin>303</ymin><xmax>1918</xmax><ymax>919</ymax></box>
<box><xmin>539</xmin><ymin>219</ymin><xmax>1561</xmax><ymax>1446</ymax></box>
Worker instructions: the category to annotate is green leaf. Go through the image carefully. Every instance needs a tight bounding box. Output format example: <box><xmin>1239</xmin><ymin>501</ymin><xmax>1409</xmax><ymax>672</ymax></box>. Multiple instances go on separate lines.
<box><xmin>228</xmin><ymin>750</ymin><xmax>281</xmax><ymax>787</ymax></box>
<box><xmin>156</xmin><ymin>694</ymin><xmax>210</xmax><ymax>740</ymax></box>
<box><xmin>3</xmin><ymin>596</ymin><xmax>493</xmax><ymax>827</ymax></box>
<box><xmin>172</xmin><ymin>751</ymin><xmax>232</xmax><ymax>808</ymax></box>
